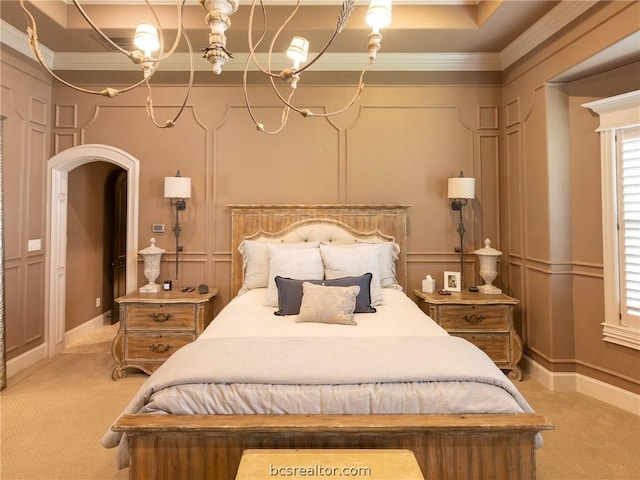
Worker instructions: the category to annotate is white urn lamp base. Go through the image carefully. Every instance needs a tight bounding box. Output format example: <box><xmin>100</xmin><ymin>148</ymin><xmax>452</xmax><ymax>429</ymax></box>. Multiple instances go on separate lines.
<box><xmin>478</xmin><ymin>284</ymin><xmax>502</xmax><ymax>295</ymax></box>
<box><xmin>139</xmin><ymin>283</ymin><xmax>162</xmax><ymax>293</ymax></box>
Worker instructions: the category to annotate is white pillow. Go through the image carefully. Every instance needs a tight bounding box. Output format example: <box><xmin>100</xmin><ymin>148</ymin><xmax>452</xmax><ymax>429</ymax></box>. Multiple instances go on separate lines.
<box><xmin>264</xmin><ymin>246</ymin><xmax>324</xmax><ymax>307</ymax></box>
<box><xmin>370</xmin><ymin>241</ymin><xmax>401</xmax><ymax>289</ymax></box>
<box><xmin>320</xmin><ymin>243</ymin><xmax>384</xmax><ymax>306</ymax></box>
<box><xmin>322</xmin><ymin>241</ymin><xmax>401</xmax><ymax>290</ymax></box>
<box><xmin>238</xmin><ymin>239</ymin><xmax>320</xmax><ymax>295</ymax></box>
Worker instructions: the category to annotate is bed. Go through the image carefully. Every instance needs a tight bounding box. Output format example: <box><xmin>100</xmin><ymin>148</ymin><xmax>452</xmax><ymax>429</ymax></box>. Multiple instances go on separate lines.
<box><xmin>103</xmin><ymin>204</ymin><xmax>552</xmax><ymax>480</ymax></box>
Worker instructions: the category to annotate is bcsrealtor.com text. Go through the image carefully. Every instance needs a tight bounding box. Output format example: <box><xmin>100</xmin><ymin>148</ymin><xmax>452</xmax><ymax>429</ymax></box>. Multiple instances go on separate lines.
<box><xmin>269</xmin><ymin>463</ymin><xmax>372</xmax><ymax>477</ymax></box>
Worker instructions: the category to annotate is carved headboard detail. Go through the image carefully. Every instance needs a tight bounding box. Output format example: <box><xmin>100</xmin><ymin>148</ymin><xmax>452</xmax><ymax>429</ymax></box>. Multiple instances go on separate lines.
<box><xmin>228</xmin><ymin>204</ymin><xmax>411</xmax><ymax>296</ymax></box>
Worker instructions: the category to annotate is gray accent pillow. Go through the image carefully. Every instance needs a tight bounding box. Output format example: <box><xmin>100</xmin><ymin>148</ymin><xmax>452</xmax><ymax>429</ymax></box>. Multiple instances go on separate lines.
<box><xmin>274</xmin><ymin>273</ymin><xmax>377</xmax><ymax>316</ymax></box>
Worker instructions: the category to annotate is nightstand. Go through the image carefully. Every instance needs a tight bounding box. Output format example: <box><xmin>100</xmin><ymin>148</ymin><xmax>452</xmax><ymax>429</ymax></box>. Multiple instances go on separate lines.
<box><xmin>414</xmin><ymin>290</ymin><xmax>522</xmax><ymax>381</ymax></box>
<box><xmin>111</xmin><ymin>287</ymin><xmax>219</xmax><ymax>380</ymax></box>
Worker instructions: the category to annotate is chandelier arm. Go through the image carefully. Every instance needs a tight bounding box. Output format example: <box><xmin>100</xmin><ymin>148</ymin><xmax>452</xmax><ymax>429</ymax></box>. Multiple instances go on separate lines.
<box><xmin>296</xmin><ymin>0</ymin><xmax>354</xmax><ymax>75</ymax></box>
<box><xmin>246</xmin><ymin>0</ymin><xmax>282</xmax><ymax>79</ymax></box>
<box><xmin>150</xmin><ymin>0</ymin><xmax>188</xmax><ymax>63</ymax></box>
<box><xmin>145</xmin><ymin>27</ymin><xmax>195</xmax><ymax>129</ymax></box>
<box><xmin>71</xmin><ymin>0</ymin><xmax>129</xmax><ymax>56</ymax></box>
<box><xmin>266</xmin><ymin>0</ymin><xmax>302</xmax><ymax>75</ymax></box>
<box><xmin>19</xmin><ymin>1</ymin><xmax>149</xmax><ymax>97</ymax></box>
<box><xmin>243</xmin><ymin>55</ymin><xmax>296</xmax><ymax>135</ymax></box>
<box><xmin>294</xmin><ymin>29</ymin><xmax>339</xmax><ymax>75</ymax></box>
<box><xmin>266</xmin><ymin>75</ymin><xmax>306</xmax><ymax>115</ymax></box>
<box><xmin>74</xmin><ymin>0</ymin><xmax>186</xmax><ymax>67</ymax></box>
<box><xmin>242</xmin><ymin>44</ymin><xmax>265</xmax><ymax>129</ymax></box>
<box><xmin>267</xmin><ymin>63</ymin><xmax>369</xmax><ymax>121</ymax></box>
<box><xmin>303</xmin><ymin>68</ymin><xmax>367</xmax><ymax>117</ymax></box>
<box><xmin>265</xmin><ymin>81</ymin><xmax>296</xmax><ymax>134</ymax></box>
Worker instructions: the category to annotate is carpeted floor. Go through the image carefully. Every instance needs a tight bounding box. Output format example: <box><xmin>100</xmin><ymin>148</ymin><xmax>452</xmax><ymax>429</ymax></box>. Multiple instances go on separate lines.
<box><xmin>1</xmin><ymin>325</ymin><xmax>143</xmax><ymax>480</ymax></box>
<box><xmin>0</xmin><ymin>325</ymin><xmax>638</xmax><ymax>480</ymax></box>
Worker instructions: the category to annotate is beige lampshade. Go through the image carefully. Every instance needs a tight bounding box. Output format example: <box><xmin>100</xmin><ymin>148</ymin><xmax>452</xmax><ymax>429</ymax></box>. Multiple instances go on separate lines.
<box><xmin>164</xmin><ymin>175</ymin><xmax>191</xmax><ymax>199</ymax></box>
<box><xmin>366</xmin><ymin>0</ymin><xmax>392</xmax><ymax>30</ymax></box>
<box><xmin>134</xmin><ymin>24</ymin><xmax>160</xmax><ymax>55</ymax></box>
<box><xmin>447</xmin><ymin>176</ymin><xmax>475</xmax><ymax>199</ymax></box>
<box><xmin>287</xmin><ymin>36</ymin><xmax>309</xmax><ymax>68</ymax></box>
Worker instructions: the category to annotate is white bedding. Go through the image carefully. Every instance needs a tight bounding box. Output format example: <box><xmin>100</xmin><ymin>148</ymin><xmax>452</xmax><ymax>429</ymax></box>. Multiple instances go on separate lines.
<box><xmin>201</xmin><ymin>288</ymin><xmax>449</xmax><ymax>338</ymax></box>
<box><xmin>102</xmin><ymin>289</ymin><xmax>538</xmax><ymax>468</ymax></box>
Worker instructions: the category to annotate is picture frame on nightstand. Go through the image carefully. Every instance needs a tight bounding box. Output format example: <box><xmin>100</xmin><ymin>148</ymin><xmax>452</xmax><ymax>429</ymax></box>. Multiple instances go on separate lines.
<box><xmin>444</xmin><ymin>271</ymin><xmax>461</xmax><ymax>292</ymax></box>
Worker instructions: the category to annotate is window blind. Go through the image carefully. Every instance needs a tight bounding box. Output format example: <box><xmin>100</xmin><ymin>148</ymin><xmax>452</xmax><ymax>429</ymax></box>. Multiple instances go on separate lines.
<box><xmin>618</xmin><ymin>127</ymin><xmax>640</xmax><ymax>329</ymax></box>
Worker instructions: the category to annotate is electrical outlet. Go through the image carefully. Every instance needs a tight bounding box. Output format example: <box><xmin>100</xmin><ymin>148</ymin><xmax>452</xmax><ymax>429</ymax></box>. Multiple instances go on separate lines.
<box><xmin>152</xmin><ymin>224</ymin><xmax>165</xmax><ymax>233</ymax></box>
<box><xmin>95</xmin><ymin>297</ymin><xmax>101</xmax><ymax>308</ymax></box>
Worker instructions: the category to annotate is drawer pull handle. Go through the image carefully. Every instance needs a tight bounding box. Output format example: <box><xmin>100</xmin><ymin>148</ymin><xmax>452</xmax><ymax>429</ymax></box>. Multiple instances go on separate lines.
<box><xmin>150</xmin><ymin>313</ymin><xmax>173</xmax><ymax>323</ymax></box>
<box><xmin>149</xmin><ymin>343</ymin><xmax>172</xmax><ymax>353</ymax></box>
<box><xmin>463</xmin><ymin>314</ymin><xmax>486</xmax><ymax>325</ymax></box>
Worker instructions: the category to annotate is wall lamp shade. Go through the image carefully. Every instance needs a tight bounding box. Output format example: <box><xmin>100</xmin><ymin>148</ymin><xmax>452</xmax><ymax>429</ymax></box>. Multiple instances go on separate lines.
<box><xmin>164</xmin><ymin>175</ymin><xmax>191</xmax><ymax>199</ymax></box>
<box><xmin>447</xmin><ymin>171</ymin><xmax>475</xmax><ymax>287</ymax></box>
<box><xmin>447</xmin><ymin>176</ymin><xmax>475</xmax><ymax>200</ymax></box>
<box><xmin>164</xmin><ymin>172</ymin><xmax>191</xmax><ymax>280</ymax></box>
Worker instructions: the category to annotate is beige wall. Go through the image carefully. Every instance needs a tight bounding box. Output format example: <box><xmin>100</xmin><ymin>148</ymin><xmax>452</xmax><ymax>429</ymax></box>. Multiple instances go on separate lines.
<box><xmin>501</xmin><ymin>1</ymin><xmax>640</xmax><ymax>393</ymax></box>
<box><xmin>1</xmin><ymin>46</ymin><xmax>51</xmax><ymax>360</ymax></box>
<box><xmin>51</xmin><ymin>82</ymin><xmax>502</xmax><ymax>310</ymax></box>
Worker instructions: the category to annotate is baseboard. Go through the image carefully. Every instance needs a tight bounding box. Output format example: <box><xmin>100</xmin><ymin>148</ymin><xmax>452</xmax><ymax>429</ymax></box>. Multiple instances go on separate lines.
<box><xmin>64</xmin><ymin>312</ymin><xmax>110</xmax><ymax>346</ymax></box>
<box><xmin>523</xmin><ymin>355</ymin><xmax>640</xmax><ymax>416</ymax></box>
<box><xmin>6</xmin><ymin>343</ymin><xmax>48</xmax><ymax>379</ymax></box>
<box><xmin>7</xmin><ymin>312</ymin><xmax>112</xmax><ymax>379</ymax></box>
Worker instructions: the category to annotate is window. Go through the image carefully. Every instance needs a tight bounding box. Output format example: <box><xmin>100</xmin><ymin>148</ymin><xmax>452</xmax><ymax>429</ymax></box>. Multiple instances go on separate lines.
<box><xmin>584</xmin><ymin>91</ymin><xmax>640</xmax><ymax>350</ymax></box>
<box><xmin>617</xmin><ymin>127</ymin><xmax>640</xmax><ymax>331</ymax></box>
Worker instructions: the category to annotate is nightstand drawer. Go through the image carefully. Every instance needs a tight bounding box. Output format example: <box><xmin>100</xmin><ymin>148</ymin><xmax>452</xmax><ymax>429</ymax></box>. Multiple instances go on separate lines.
<box><xmin>125</xmin><ymin>333</ymin><xmax>194</xmax><ymax>361</ymax></box>
<box><xmin>456</xmin><ymin>333</ymin><xmax>509</xmax><ymax>363</ymax></box>
<box><xmin>126</xmin><ymin>304</ymin><xmax>195</xmax><ymax>330</ymax></box>
<box><xmin>112</xmin><ymin>288</ymin><xmax>219</xmax><ymax>380</ymax></box>
<box><xmin>438</xmin><ymin>305</ymin><xmax>509</xmax><ymax>331</ymax></box>
<box><xmin>414</xmin><ymin>290</ymin><xmax>522</xmax><ymax>381</ymax></box>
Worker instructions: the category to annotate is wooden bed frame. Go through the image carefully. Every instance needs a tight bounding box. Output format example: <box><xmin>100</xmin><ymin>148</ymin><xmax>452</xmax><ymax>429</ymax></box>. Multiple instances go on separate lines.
<box><xmin>113</xmin><ymin>204</ymin><xmax>552</xmax><ymax>480</ymax></box>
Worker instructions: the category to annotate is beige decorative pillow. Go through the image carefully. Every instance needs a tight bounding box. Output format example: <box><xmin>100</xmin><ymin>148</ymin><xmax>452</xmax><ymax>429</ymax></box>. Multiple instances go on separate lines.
<box><xmin>295</xmin><ymin>282</ymin><xmax>360</xmax><ymax>326</ymax></box>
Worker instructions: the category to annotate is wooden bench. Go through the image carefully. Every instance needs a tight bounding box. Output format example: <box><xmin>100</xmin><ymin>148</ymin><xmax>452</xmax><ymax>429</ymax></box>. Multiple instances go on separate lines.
<box><xmin>235</xmin><ymin>449</ymin><xmax>425</xmax><ymax>480</ymax></box>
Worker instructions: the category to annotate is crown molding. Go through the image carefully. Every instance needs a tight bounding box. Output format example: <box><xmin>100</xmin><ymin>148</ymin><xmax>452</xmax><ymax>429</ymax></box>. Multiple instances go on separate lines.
<box><xmin>0</xmin><ymin>20</ymin><xmax>55</xmax><ymax>67</ymax></box>
<box><xmin>0</xmin><ymin>1</ymin><xmax>599</xmax><ymax>74</ymax></box>
<box><xmin>501</xmin><ymin>0</ymin><xmax>598</xmax><ymax>69</ymax></box>
<box><xmin>50</xmin><ymin>50</ymin><xmax>502</xmax><ymax>72</ymax></box>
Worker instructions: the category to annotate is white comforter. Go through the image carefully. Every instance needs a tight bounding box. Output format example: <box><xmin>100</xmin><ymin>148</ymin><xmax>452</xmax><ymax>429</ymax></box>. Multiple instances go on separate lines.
<box><xmin>102</xmin><ymin>289</ymin><xmax>536</xmax><ymax>466</ymax></box>
<box><xmin>202</xmin><ymin>288</ymin><xmax>450</xmax><ymax>338</ymax></box>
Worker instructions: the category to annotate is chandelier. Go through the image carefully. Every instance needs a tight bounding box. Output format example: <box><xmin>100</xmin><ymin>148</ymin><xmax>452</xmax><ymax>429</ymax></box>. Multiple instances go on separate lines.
<box><xmin>19</xmin><ymin>0</ymin><xmax>392</xmax><ymax>133</ymax></box>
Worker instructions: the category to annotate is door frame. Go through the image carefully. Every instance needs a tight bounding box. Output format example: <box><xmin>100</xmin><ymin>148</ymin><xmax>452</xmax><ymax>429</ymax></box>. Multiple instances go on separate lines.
<box><xmin>46</xmin><ymin>144</ymin><xmax>140</xmax><ymax>357</ymax></box>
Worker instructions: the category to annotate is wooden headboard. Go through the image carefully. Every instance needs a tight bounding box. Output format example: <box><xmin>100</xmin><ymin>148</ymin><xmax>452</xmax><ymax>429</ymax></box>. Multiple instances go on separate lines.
<box><xmin>228</xmin><ymin>204</ymin><xmax>411</xmax><ymax>295</ymax></box>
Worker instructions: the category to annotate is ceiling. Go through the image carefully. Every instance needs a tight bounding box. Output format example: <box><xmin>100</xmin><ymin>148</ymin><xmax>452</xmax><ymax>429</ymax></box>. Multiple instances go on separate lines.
<box><xmin>0</xmin><ymin>1</ymin><xmax>637</xmax><ymax>84</ymax></box>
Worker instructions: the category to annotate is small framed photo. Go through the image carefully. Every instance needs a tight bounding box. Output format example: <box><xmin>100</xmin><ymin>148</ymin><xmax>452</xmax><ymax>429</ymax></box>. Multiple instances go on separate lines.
<box><xmin>444</xmin><ymin>271</ymin><xmax>461</xmax><ymax>292</ymax></box>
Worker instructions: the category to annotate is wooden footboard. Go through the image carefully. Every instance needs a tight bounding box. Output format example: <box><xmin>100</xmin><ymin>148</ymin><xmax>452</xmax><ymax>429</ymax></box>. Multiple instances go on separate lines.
<box><xmin>114</xmin><ymin>413</ymin><xmax>553</xmax><ymax>480</ymax></box>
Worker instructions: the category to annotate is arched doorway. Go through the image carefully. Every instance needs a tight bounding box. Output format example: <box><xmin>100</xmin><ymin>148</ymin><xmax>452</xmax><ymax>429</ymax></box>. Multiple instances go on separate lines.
<box><xmin>47</xmin><ymin>144</ymin><xmax>139</xmax><ymax>357</ymax></box>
